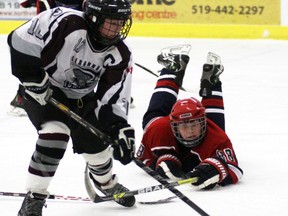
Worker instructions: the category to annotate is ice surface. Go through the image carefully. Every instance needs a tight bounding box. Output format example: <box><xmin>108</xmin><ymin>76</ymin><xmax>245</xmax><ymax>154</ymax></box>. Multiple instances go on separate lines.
<box><xmin>1</xmin><ymin>34</ymin><xmax>288</xmax><ymax>216</ymax></box>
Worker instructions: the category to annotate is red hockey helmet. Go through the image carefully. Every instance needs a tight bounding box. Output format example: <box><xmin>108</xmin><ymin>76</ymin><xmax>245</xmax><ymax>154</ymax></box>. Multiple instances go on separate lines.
<box><xmin>169</xmin><ymin>97</ymin><xmax>206</xmax><ymax>147</ymax></box>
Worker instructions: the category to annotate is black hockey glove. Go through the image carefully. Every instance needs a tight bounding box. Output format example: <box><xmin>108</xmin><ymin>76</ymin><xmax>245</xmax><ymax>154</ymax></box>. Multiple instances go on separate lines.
<box><xmin>187</xmin><ymin>157</ymin><xmax>229</xmax><ymax>190</ymax></box>
<box><xmin>155</xmin><ymin>154</ymin><xmax>186</xmax><ymax>181</ymax></box>
<box><xmin>113</xmin><ymin>125</ymin><xmax>135</xmax><ymax>165</ymax></box>
<box><xmin>23</xmin><ymin>73</ymin><xmax>51</xmax><ymax>106</ymax></box>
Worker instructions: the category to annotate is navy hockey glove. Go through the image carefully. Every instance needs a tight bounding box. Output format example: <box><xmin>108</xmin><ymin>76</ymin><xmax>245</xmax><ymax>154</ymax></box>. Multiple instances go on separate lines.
<box><xmin>187</xmin><ymin>157</ymin><xmax>229</xmax><ymax>190</ymax></box>
<box><xmin>113</xmin><ymin>125</ymin><xmax>135</xmax><ymax>165</ymax></box>
<box><xmin>23</xmin><ymin>73</ymin><xmax>50</xmax><ymax>106</ymax></box>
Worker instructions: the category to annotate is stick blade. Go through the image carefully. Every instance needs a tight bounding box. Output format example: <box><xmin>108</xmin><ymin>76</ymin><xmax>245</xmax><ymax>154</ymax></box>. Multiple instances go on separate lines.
<box><xmin>139</xmin><ymin>196</ymin><xmax>177</xmax><ymax>205</ymax></box>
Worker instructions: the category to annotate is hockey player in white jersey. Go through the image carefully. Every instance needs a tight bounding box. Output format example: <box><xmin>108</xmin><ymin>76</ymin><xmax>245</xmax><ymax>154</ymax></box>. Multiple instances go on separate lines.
<box><xmin>8</xmin><ymin>0</ymin><xmax>136</xmax><ymax>215</ymax></box>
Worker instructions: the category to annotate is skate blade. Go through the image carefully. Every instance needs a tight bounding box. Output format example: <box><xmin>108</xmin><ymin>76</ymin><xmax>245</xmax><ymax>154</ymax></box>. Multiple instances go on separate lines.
<box><xmin>161</xmin><ymin>44</ymin><xmax>191</xmax><ymax>56</ymax></box>
<box><xmin>207</xmin><ymin>52</ymin><xmax>221</xmax><ymax>65</ymax></box>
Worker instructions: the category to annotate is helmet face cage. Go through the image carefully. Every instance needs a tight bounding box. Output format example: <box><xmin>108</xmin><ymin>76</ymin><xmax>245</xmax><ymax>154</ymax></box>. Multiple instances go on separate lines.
<box><xmin>170</xmin><ymin>117</ymin><xmax>207</xmax><ymax>147</ymax></box>
<box><xmin>169</xmin><ymin>97</ymin><xmax>207</xmax><ymax>147</ymax></box>
<box><xmin>85</xmin><ymin>0</ymin><xmax>132</xmax><ymax>46</ymax></box>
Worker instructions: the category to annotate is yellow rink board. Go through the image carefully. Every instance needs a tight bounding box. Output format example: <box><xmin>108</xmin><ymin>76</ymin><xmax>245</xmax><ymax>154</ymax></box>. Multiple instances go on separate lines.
<box><xmin>1</xmin><ymin>20</ymin><xmax>288</xmax><ymax>40</ymax></box>
<box><xmin>131</xmin><ymin>0</ymin><xmax>280</xmax><ymax>25</ymax></box>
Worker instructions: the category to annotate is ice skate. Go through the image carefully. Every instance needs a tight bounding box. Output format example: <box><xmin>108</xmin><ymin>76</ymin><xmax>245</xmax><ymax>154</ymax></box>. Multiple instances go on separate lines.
<box><xmin>157</xmin><ymin>44</ymin><xmax>191</xmax><ymax>87</ymax></box>
<box><xmin>89</xmin><ymin>173</ymin><xmax>136</xmax><ymax>207</ymax></box>
<box><xmin>157</xmin><ymin>44</ymin><xmax>191</xmax><ymax>71</ymax></box>
<box><xmin>18</xmin><ymin>192</ymin><xmax>48</xmax><ymax>216</ymax></box>
<box><xmin>199</xmin><ymin>52</ymin><xmax>224</xmax><ymax>97</ymax></box>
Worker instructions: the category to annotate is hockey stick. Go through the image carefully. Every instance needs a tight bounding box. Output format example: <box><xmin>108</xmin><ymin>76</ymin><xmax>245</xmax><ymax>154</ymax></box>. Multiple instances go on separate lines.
<box><xmin>84</xmin><ymin>165</ymin><xmax>177</xmax><ymax>205</ymax></box>
<box><xmin>0</xmin><ymin>191</ymin><xmax>90</xmax><ymax>202</ymax></box>
<box><xmin>45</xmin><ymin>95</ymin><xmax>209</xmax><ymax>215</ymax></box>
<box><xmin>98</xmin><ymin>177</ymin><xmax>198</xmax><ymax>202</ymax></box>
<box><xmin>134</xmin><ymin>62</ymin><xmax>159</xmax><ymax>77</ymax></box>
<box><xmin>134</xmin><ymin>62</ymin><xmax>187</xmax><ymax>92</ymax></box>
<box><xmin>0</xmin><ymin>190</ymin><xmax>176</xmax><ymax>205</ymax></box>
<box><xmin>84</xmin><ymin>163</ymin><xmax>198</xmax><ymax>203</ymax></box>
<box><xmin>46</xmin><ymin>94</ymin><xmax>112</xmax><ymax>143</ymax></box>
<box><xmin>138</xmin><ymin>195</ymin><xmax>177</xmax><ymax>205</ymax></box>
<box><xmin>134</xmin><ymin>158</ymin><xmax>209</xmax><ymax>216</ymax></box>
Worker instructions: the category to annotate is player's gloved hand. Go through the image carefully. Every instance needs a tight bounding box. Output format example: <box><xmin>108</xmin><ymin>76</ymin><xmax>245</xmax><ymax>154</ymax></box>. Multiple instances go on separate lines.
<box><xmin>113</xmin><ymin>124</ymin><xmax>135</xmax><ymax>165</ymax></box>
<box><xmin>155</xmin><ymin>154</ymin><xmax>185</xmax><ymax>181</ymax></box>
<box><xmin>187</xmin><ymin>157</ymin><xmax>229</xmax><ymax>190</ymax></box>
<box><xmin>23</xmin><ymin>72</ymin><xmax>51</xmax><ymax>106</ymax></box>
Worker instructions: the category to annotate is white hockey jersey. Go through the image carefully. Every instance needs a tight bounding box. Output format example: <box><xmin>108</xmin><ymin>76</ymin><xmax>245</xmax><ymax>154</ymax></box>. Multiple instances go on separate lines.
<box><xmin>8</xmin><ymin>7</ymin><xmax>133</xmax><ymax>123</ymax></box>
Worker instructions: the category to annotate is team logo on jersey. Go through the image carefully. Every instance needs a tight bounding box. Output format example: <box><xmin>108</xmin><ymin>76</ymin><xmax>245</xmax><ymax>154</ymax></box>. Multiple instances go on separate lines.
<box><xmin>63</xmin><ymin>62</ymin><xmax>101</xmax><ymax>89</ymax></box>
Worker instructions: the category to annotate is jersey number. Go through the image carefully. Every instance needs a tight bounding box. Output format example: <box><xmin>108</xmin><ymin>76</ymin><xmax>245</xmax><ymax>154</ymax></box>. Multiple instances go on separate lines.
<box><xmin>216</xmin><ymin>148</ymin><xmax>235</xmax><ymax>162</ymax></box>
<box><xmin>28</xmin><ymin>19</ymin><xmax>44</xmax><ymax>40</ymax></box>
